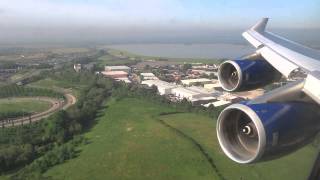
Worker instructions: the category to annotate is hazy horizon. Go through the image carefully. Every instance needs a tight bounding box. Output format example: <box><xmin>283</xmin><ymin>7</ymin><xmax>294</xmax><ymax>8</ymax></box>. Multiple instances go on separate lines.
<box><xmin>0</xmin><ymin>0</ymin><xmax>319</xmax><ymax>46</ymax></box>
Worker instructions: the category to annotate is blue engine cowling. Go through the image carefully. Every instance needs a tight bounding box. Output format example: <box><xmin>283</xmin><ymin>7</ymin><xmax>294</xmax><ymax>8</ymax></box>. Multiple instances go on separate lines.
<box><xmin>218</xmin><ymin>59</ymin><xmax>282</xmax><ymax>91</ymax></box>
<box><xmin>216</xmin><ymin>102</ymin><xmax>320</xmax><ymax>164</ymax></box>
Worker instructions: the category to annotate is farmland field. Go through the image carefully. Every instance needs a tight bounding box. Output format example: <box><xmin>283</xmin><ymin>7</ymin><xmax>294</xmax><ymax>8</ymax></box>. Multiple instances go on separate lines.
<box><xmin>43</xmin><ymin>98</ymin><xmax>317</xmax><ymax>180</ymax></box>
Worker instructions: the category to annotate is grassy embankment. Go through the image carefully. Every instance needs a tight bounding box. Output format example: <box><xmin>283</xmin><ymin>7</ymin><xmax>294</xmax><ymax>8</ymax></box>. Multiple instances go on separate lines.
<box><xmin>0</xmin><ymin>98</ymin><xmax>51</xmax><ymax>114</ymax></box>
<box><xmin>28</xmin><ymin>78</ymin><xmax>83</xmax><ymax>98</ymax></box>
<box><xmin>44</xmin><ymin>98</ymin><xmax>317</xmax><ymax>180</ymax></box>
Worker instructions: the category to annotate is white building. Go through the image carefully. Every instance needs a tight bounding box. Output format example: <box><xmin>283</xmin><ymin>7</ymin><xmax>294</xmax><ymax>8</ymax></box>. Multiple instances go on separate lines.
<box><xmin>141</xmin><ymin>80</ymin><xmax>177</xmax><ymax>95</ymax></box>
<box><xmin>115</xmin><ymin>77</ymin><xmax>131</xmax><ymax>83</ymax></box>
<box><xmin>171</xmin><ymin>86</ymin><xmax>215</xmax><ymax>101</ymax></box>
<box><xmin>140</xmin><ymin>72</ymin><xmax>159</xmax><ymax>80</ymax></box>
<box><xmin>105</xmin><ymin>65</ymin><xmax>131</xmax><ymax>73</ymax></box>
<box><xmin>181</xmin><ymin>78</ymin><xmax>212</xmax><ymax>86</ymax></box>
<box><xmin>172</xmin><ymin>86</ymin><xmax>221</xmax><ymax>103</ymax></box>
<box><xmin>74</xmin><ymin>64</ymin><xmax>82</xmax><ymax>72</ymax></box>
<box><xmin>204</xmin><ymin>81</ymin><xmax>221</xmax><ymax>91</ymax></box>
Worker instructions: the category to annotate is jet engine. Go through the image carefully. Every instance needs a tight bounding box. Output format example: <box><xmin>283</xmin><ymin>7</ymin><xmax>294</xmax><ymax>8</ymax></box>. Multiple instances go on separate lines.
<box><xmin>216</xmin><ymin>102</ymin><xmax>320</xmax><ymax>164</ymax></box>
<box><xmin>218</xmin><ymin>60</ymin><xmax>282</xmax><ymax>91</ymax></box>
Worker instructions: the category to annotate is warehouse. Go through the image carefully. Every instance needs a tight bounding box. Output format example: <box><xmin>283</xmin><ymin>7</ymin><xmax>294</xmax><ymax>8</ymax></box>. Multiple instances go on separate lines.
<box><xmin>101</xmin><ymin>71</ymin><xmax>128</xmax><ymax>78</ymax></box>
<box><xmin>204</xmin><ymin>82</ymin><xmax>223</xmax><ymax>91</ymax></box>
<box><xmin>105</xmin><ymin>65</ymin><xmax>131</xmax><ymax>73</ymax></box>
<box><xmin>171</xmin><ymin>87</ymin><xmax>206</xmax><ymax>100</ymax></box>
<box><xmin>115</xmin><ymin>77</ymin><xmax>131</xmax><ymax>83</ymax></box>
<box><xmin>140</xmin><ymin>73</ymin><xmax>159</xmax><ymax>80</ymax></box>
<box><xmin>141</xmin><ymin>80</ymin><xmax>177</xmax><ymax>95</ymax></box>
<box><xmin>181</xmin><ymin>78</ymin><xmax>212</xmax><ymax>86</ymax></box>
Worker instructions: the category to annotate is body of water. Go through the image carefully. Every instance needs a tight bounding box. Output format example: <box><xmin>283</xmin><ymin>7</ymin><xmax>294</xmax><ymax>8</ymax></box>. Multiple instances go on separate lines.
<box><xmin>107</xmin><ymin>43</ymin><xmax>255</xmax><ymax>59</ymax></box>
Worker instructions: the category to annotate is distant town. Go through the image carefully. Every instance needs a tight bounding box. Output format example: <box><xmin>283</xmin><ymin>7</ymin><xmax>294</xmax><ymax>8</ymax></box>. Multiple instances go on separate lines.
<box><xmin>76</xmin><ymin>56</ymin><xmax>265</xmax><ymax>108</ymax></box>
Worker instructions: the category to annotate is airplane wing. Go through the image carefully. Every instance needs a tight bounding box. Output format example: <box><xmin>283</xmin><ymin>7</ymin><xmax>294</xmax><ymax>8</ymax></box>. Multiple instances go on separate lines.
<box><xmin>216</xmin><ymin>18</ymin><xmax>320</xmax><ymax>164</ymax></box>
<box><xmin>242</xmin><ymin>18</ymin><xmax>320</xmax><ymax>104</ymax></box>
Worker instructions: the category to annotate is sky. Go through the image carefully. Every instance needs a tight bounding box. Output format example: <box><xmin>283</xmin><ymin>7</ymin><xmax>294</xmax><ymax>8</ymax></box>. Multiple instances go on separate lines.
<box><xmin>0</xmin><ymin>0</ymin><xmax>319</xmax><ymax>44</ymax></box>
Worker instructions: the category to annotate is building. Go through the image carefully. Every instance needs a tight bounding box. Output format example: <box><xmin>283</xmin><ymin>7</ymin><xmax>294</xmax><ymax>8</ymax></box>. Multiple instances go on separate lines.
<box><xmin>115</xmin><ymin>77</ymin><xmax>131</xmax><ymax>83</ymax></box>
<box><xmin>204</xmin><ymin>81</ymin><xmax>222</xmax><ymax>91</ymax></box>
<box><xmin>73</xmin><ymin>64</ymin><xmax>82</xmax><ymax>72</ymax></box>
<box><xmin>105</xmin><ymin>65</ymin><xmax>131</xmax><ymax>73</ymax></box>
<box><xmin>171</xmin><ymin>86</ymin><xmax>221</xmax><ymax>103</ymax></box>
<box><xmin>141</xmin><ymin>80</ymin><xmax>177</xmax><ymax>95</ymax></box>
<box><xmin>181</xmin><ymin>78</ymin><xmax>212</xmax><ymax>86</ymax></box>
<box><xmin>140</xmin><ymin>72</ymin><xmax>159</xmax><ymax>80</ymax></box>
<box><xmin>101</xmin><ymin>71</ymin><xmax>128</xmax><ymax>79</ymax></box>
<box><xmin>171</xmin><ymin>87</ymin><xmax>202</xmax><ymax>100</ymax></box>
<box><xmin>187</xmin><ymin>86</ymin><xmax>214</xmax><ymax>95</ymax></box>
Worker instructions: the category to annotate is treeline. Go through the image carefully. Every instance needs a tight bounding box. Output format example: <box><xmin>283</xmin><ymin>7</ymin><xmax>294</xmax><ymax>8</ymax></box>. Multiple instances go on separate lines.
<box><xmin>1</xmin><ymin>76</ymin><xmax>114</xmax><ymax>179</ymax></box>
<box><xmin>0</xmin><ymin>85</ymin><xmax>64</xmax><ymax>99</ymax></box>
<box><xmin>0</xmin><ymin>111</ymin><xmax>31</xmax><ymax>120</ymax></box>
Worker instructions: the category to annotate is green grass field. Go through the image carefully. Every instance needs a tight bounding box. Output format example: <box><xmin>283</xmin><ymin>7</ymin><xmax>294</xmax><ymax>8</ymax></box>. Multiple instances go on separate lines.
<box><xmin>43</xmin><ymin>98</ymin><xmax>317</xmax><ymax>180</ymax></box>
<box><xmin>0</xmin><ymin>98</ymin><xmax>51</xmax><ymax>114</ymax></box>
<box><xmin>98</xmin><ymin>54</ymin><xmax>134</xmax><ymax>66</ymax></box>
<box><xmin>28</xmin><ymin>78</ymin><xmax>83</xmax><ymax>97</ymax></box>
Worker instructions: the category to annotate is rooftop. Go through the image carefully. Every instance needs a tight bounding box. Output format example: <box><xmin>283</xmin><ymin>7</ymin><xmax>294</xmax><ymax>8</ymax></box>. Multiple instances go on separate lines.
<box><xmin>141</xmin><ymin>80</ymin><xmax>177</xmax><ymax>89</ymax></box>
<box><xmin>102</xmin><ymin>71</ymin><xmax>128</xmax><ymax>75</ymax></box>
<box><xmin>181</xmin><ymin>78</ymin><xmax>212</xmax><ymax>84</ymax></box>
<box><xmin>172</xmin><ymin>87</ymin><xmax>200</xmax><ymax>95</ymax></box>
<box><xmin>105</xmin><ymin>65</ymin><xmax>130</xmax><ymax>69</ymax></box>
<box><xmin>140</xmin><ymin>73</ymin><xmax>156</xmax><ymax>77</ymax></box>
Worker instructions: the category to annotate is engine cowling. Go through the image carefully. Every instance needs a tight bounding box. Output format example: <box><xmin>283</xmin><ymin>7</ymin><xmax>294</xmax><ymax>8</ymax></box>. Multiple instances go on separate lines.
<box><xmin>218</xmin><ymin>59</ymin><xmax>281</xmax><ymax>91</ymax></box>
<box><xmin>216</xmin><ymin>102</ymin><xmax>320</xmax><ymax>164</ymax></box>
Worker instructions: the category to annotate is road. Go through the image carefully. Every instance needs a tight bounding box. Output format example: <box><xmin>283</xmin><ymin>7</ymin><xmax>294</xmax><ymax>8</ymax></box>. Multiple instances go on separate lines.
<box><xmin>0</xmin><ymin>93</ymin><xmax>76</xmax><ymax>128</ymax></box>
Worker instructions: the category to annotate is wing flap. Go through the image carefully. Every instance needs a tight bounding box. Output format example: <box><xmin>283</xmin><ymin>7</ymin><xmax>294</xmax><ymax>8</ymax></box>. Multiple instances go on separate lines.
<box><xmin>243</xmin><ymin>18</ymin><xmax>320</xmax><ymax>104</ymax></box>
<box><xmin>303</xmin><ymin>71</ymin><xmax>320</xmax><ymax>104</ymax></box>
<box><xmin>242</xmin><ymin>18</ymin><xmax>320</xmax><ymax>77</ymax></box>
<box><xmin>257</xmin><ymin>46</ymin><xmax>299</xmax><ymax>77</ymax></box>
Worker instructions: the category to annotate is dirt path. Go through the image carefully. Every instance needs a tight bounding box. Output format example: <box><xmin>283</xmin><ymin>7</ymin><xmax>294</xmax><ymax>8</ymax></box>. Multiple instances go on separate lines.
<box><xmin>0</xmin><ymin>93</ymin><xmax>76</xmax><ymax>128</ymax></box>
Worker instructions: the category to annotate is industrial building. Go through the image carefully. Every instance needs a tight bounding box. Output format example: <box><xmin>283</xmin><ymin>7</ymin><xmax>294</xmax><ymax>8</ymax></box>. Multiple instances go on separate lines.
<box><xmin>141</xmin><ymin>80</ymin><xmax>177</xmax><ymax>95</ymax></box>
<box><xmin>204</xmin><ymin>81</ymin><xmax>223</xmax><ymax>91</ymax></box>
<box><xmin>140</xmin><ymin>73</ymin><xmax>159</xmax><ymax>80</ymax></box>
<box><xmin>115</xmin><ymin>77</ymin><xmax>131</xmax><ymax>83</ymax></box>
<box><xmin>101</xmin><ymin>71</ymin><xmax>128</xmax><ymax>78</ymax></box>
<box><xmin>105</xmin><ymin>65</ymin><xmax>131</xmax><ymax>73</ymax></box>
<box><xmin>171</xmin><ymin>87</ymin><xmax>201</xmax><ymax>100</ymax></box>
<box><xmin>181</xmin><ymin>78</ymin><xmax>212</xmax><ymax>86</ymax></box>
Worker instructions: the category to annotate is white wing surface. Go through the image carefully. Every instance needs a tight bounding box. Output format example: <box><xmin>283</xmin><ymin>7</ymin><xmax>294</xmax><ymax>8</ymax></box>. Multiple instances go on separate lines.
<box><xmin>243</xmin><ymin>18</ymin><xmax>320</xmax><ymax>104</ymax></box>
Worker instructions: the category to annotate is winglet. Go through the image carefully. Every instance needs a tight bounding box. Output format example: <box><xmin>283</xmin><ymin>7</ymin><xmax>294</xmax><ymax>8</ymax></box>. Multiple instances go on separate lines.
<box><xmin>251</xmin><ymin>18</ymin><xmax>268</xmax><ymax>33</ymax></box>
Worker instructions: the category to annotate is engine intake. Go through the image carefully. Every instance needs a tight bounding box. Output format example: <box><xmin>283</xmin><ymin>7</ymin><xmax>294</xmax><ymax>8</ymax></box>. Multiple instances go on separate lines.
<box><xmin>217</xmin><ymin>102</ymin><xmax>320</xmax><ymax>164</ymax></box>
<box><xmin>218</xmin><ymin>60</ymin><xmax>281</xmax><ymax>91</ymax></box>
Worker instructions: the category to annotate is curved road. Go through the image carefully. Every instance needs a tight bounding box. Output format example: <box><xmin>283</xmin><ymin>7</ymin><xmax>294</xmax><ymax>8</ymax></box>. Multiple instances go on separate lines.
<box><xmin>0</xmin><ymin>93</ymin><xmax>76</xmax><ymax>128</ymax></box>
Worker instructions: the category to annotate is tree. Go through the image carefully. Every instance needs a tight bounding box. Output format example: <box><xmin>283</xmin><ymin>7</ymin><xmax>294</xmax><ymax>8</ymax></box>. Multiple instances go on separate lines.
<box><xmin>182</xmin><ymin>64</ymin><xmax>192</xmax><ymax>71</ymax></box>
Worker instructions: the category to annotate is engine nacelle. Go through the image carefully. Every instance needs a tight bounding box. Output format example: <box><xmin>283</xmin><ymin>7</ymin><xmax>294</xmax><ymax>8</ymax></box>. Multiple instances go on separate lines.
<box><xmin>216</xmin><ymin>102</ymin><xmax>320</xmax><ymax>164</ymax></box>
<box><xmin>218</xmin><ymin>59</ymin><xmax>281</xmax><ymax>91</ymax></box>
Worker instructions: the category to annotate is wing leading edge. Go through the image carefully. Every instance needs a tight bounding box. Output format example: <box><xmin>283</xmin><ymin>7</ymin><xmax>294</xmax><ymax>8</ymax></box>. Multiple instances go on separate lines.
<box><xmin>243</xmin><ymin>18</ymin><xmax>320</xmax><ymax>104</ymax></box>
